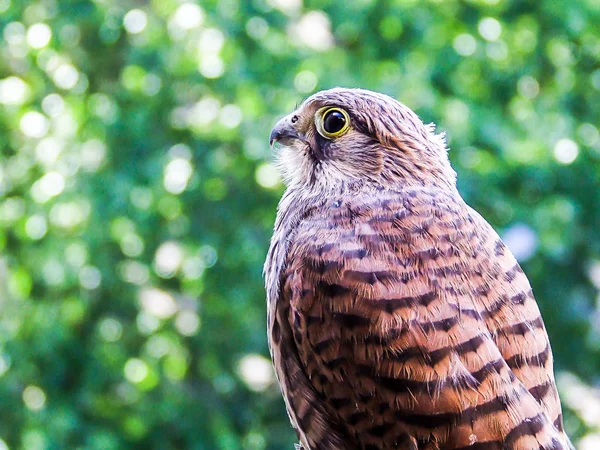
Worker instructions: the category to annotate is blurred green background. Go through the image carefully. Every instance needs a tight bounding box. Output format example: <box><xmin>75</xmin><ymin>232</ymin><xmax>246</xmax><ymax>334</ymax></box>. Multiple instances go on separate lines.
<box><xmin>0</xmin><ymin>0</ymin><xmax>599</xmax><ymax>449</ymax></box>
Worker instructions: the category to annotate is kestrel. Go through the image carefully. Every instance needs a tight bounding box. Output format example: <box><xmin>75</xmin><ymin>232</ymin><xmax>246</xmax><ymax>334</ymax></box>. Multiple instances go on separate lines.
<box><xmin>264</xmin><ymin>88</ymin><xmax>573</xmax><ymax>450</ymax></box>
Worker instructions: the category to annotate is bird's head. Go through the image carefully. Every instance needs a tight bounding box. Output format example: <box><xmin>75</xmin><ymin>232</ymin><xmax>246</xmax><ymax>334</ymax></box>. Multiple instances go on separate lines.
<box><xmin>270</xmin><ymin>87</ymin><xmax>456</xmax><ymax>190</ymax></box>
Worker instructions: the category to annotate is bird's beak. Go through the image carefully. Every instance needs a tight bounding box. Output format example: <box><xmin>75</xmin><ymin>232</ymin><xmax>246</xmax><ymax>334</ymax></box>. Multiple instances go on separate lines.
<box><xmin>269</xmin><ymin>113</ymin><xmax>305</xmax><ymax>147</ymax></box>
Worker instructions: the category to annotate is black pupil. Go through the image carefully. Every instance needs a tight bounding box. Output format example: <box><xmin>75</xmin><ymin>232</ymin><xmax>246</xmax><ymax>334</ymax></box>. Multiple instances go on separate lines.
<box><xmin>323</xmin><ymin>110</ymin><xmax>346</xmax><ymax>134</ymax></box>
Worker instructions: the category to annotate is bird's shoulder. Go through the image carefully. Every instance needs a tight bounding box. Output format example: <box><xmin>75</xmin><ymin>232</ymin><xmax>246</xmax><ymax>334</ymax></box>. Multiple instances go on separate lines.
<box><xmin>285</xmin><ymin>185</ymin><xmax>494</xmax><ymax>287</ymax></box>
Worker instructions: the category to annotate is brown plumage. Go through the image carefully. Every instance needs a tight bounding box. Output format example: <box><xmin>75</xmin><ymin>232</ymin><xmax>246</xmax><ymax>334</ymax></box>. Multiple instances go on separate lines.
<box><xmin>264</xmin><ymin>88</ymin><xmax>572</xmax><ymax>450</ymax></box>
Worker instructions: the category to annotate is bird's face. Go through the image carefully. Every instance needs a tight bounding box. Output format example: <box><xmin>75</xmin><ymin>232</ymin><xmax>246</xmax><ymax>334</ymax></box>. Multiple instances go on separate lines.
<box><xmin>270</xmin><ymin>87</ymin><xmax>455</xmax><ymax>189</ymax></box>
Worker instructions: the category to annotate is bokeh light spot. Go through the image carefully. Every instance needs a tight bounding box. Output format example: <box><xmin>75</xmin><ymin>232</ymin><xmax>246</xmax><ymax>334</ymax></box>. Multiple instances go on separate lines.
<box><xmin>172</xmin><ymin>4</ymin><xmax>204</xmax><ymax>30</ymax></box>
<box><xmin>80</xmin><ymin>139</ymin><xmax>107</xmax><ymax>172</ymax></box>
<box><xmin>554</xmin><ymin>138</ymin><xmax>579</xmax><ymax>165</ymax></box>
<box><xmin>219</xmin><ymin>104</ymin><xmax>243</xmax><ymax>128</ymax></box>
<box><xmin>53</xmin><ymin>64</ymin><xmax>79</xmax><ymax>90</ymax></box>
<box><xmin>517</xmin><ymin>76</ymin><xmax>540</xmax><ymax>99</ymax></box>
<box><xmin>578</xmin><ymin>123</ymin><xmax>600</xmax><ymax>147</ymax></box>
<box><xmin>20</xmin><ymin>111</ymin><xmax>49</xmax><ymax>138</ymax></box>
<box><xmin>41</xmin><ymin>93</ymin><xmax>65</xmax><ymax>117</ymax></box>
<box><xmin>99</xmin><ymin>318</ymin><xmax>123</xmax><ymax>342</ymax></box>
<box><xmin>79</xmin><ymin>265</ymin><xmax>102</xmax><ymax>290</ymax></box>
<box><xmin>255</xmin><ymin>163</ymin><xmax>281</xmax><ymax>189</ymax></box>
<box><xmin>23</xmin><ymin>386</ymin><xmax>46</xmax><ymax>411</ymax></box>
<box><xmin>237</xmin><ymin>354</ymin><xmax>275</xmax><ymax>392</ymax></box>
<box><xmin>175</xmin><ymin>310</ymin><xmax>200</xmax><ymax>336</ymax></box>
<box><xmin>291</xmin><ymin>11</ymin><xmax>334</xmax><ymax>51</ymax></box>
<box><xmin>139</xmin><ymin>288</ymin><xmax>177</xmax><ymax>319</ymax></box>
<box><xmin>65</xmin><ymin>243</ymin><xmax>88</xmax><ymax>268</ymax></box>
<box><xmin>0</xmin><ymin>76</ymin><xmax>29</xmax><ymax>105</ymax></box>
<box><xmin>246</xmin><ymin>17</ymin><xmax>269</xmax><ymax>39</ymax></box>
<box><xmin>478</xmin><ymin>17</ymin><xmax>502</xmax><ymax>41</ymax></box>
<box><xmin>164</xmin><ymin>158</ymin><xmax>193</xmax><ymax>194</ymax></box>
<box><xmin>294</xmin><ymin>70</ymin><xmax>318</xmax><ymax>93</ymax></box>
<box><xmin>123</xmin><ymin>9</ymin><xmax>148</xmax><ymax>34</ymax></box>
<box><xmin>154</xmin><ymin>241</ymin><xmax>184</xmax><ymax>277</ymax></box>
<box><xmin>124</xmin><ymin>358</ymin><xmax>149</xmax><ymax>383</ymax></box>
<box><xmin>42</xmin><ymin>259</ymin><xmax>65</xmax><ymax>286</ymax></box>
<box><xmin>502</xmin><ymin>223</ymin><xmax>538</xmax><ymax>262</ymax></box>
<box><xmin>453</xmin><ymin>34</ymin><xmax>477</xmax><ymax>56</ymax></box>
<box><xmin>31</xmin><ymin>172</ymin><xmax>65</xmax><ymax>203</ymax></box>
<box><xmin>25</xmin><ymin>215</ymin><xmax>48</xmax><ymax>240</ymax></box>
<box><xmin>119</xmin><ymin>260</ymin><xmax>150</xmax><ymax>285</ymax></box>
<box><xmin>199</xmin><ymin>55</ymin><xmax>225</xmax><ymax>79</ymax></box>
<box><xmin>26</xmin><ymin>23</ymin><xmax>52</xmax><ymax>49</ymax></box>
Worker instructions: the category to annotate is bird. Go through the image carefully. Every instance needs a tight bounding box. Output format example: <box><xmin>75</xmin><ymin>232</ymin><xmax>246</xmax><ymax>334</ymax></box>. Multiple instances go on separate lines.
<box><xmin>264</xmin><ymin>87</ymin><xmax>573</xmax><ymax>450</ymax></box>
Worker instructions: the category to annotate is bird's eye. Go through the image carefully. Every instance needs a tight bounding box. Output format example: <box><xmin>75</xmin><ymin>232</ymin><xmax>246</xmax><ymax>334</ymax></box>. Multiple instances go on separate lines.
<box><xmin>316</xmin><ymin>107</ymin><xmax>350</xmax><ymax>139</ymax></box>
<box><xmin>323</xmin><ymin>110</ymin><xmax>346</xmax><ymax>133</ymax></box>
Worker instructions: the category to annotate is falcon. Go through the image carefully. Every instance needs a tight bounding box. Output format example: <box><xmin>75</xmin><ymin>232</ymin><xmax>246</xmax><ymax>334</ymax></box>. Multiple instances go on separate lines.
<box><xmin>264</xmin><ymin>88</ymin><xmax>573</xmax><ymax>450</ymax></box>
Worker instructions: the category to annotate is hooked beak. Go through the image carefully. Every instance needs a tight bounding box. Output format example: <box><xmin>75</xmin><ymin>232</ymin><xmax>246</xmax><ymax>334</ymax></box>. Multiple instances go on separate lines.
<box><xmin>269</xmin><ymin>113</ymin><xmax>305</xmax><ymax>147</ymax></box>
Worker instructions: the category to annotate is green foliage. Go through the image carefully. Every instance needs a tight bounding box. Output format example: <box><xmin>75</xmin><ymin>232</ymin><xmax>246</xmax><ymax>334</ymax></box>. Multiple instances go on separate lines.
<box><xmin>0</xmin><ymin>0</ymin><xmax>599</xmax><ymax>448</ymax></box>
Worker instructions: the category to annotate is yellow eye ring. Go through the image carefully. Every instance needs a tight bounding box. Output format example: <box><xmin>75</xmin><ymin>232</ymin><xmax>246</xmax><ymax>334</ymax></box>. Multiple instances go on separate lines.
<box><xmin>315</xmin><ymin>107</ymin><xmax>350</xmax><ymax>139</ymax></box>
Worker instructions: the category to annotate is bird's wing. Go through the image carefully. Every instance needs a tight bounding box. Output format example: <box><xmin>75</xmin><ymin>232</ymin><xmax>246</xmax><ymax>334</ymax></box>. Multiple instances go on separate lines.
<box><xmin>267</xmin><ymin>266</ymin><xmax>350</xmax><ymax>450</ymax></box>
<box><xmin>277</xmin><ymin>187</ymin><xmax>570</xmax><ymax>449</ymax></box>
